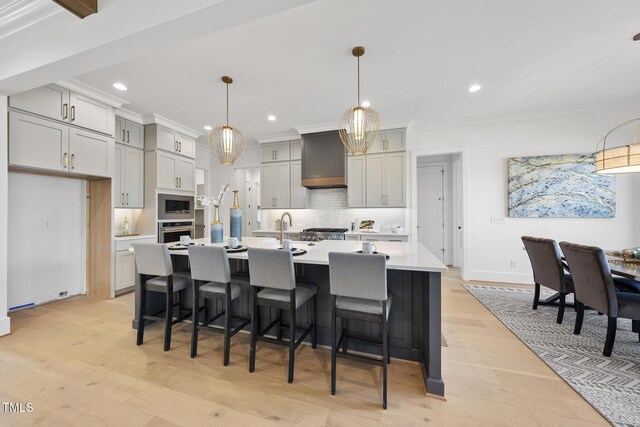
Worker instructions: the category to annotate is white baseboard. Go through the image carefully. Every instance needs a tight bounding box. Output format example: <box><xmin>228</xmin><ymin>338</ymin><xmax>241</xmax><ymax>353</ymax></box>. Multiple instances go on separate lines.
<box><xmin>466</xmin><ymin>269</ymin><xmax>533</xmax><ymax>285</ymax></box>
<box><xmin>0</xmin><ymin>316</ymin><xmax>10</xmax><ymax>336</ymax></box>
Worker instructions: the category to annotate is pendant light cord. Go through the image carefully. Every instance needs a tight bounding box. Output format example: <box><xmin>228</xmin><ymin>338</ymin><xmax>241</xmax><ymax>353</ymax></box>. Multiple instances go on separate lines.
<box><xmin>357</xmin><ymin>56</ymin><xmax>360</xmax><ymax>105</ymax></box>
<box><xmin>226</xmin><ymin>83</ymin><xmax>229</xmax><ymax>126</ymax></box>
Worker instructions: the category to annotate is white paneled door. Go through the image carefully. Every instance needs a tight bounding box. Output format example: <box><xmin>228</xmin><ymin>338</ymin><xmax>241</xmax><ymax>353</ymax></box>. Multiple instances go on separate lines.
<box><xmin>417</xmin><ymin>165</ymin><xmax>445</xmax><ymax>263</ymax></box>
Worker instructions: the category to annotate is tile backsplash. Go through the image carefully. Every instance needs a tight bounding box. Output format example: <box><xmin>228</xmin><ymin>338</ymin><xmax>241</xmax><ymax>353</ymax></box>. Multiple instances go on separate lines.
<box><xmin>114</xmin><ymin>208</ymin><xmax>144</xmax><ymax>236</ymax></box>
<box><xmin>261</xmin><ymin>188</ymin><xmax>407</xmax><ymax>231</ymax></box>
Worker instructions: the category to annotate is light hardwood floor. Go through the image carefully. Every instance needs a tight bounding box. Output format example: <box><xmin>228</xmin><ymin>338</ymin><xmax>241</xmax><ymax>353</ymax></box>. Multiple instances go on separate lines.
<box><xmin>0</xmin><ymin>270</ymin><xmax>609</xmax><ymax>426</ymax></box>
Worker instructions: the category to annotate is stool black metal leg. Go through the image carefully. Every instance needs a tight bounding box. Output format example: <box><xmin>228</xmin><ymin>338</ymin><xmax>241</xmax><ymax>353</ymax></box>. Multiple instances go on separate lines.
<box><xmin>331</xmin><ymin>295</ymin><xmax>337</xmax><ymax>395</ymax></box>
<box><xmin>312</xmin><ymin>295</ymin><xmax>317</xmax><ymax>349</ymax></box>
<box><xmin>223</xmin><ymin>283</ymin><xmax>232</xmax><ymax>366</ymax></box>
<box><xmin>164</xmin><ymin>277</ymin><xmax>174</xmax><ymax>352</ymax></box>
<box><xmin>191</xmin><ymin>280</ymin><xmax>199</xmax><ymax>358</ymax></box>
<box><xmin>136</xmin><ymin>276</ymin><xmax>146</xmax><ymax>346</ymax></box>
<box><xmin>342</xmin><ymin>318</ymin><xmax>348</xmax><ymax>353</ymax></box>
<box><xmin>288</xmin><ymin>290</ymin><xmax>296</xmax><ymax>384</ymax></box>
<box><xmin>249</xmin><ymin>287</ymin><xmax>257</xmax><ymax>373</ymax></box>
<box><xmin>382</xmin><ymin>303</ymin><xmax>388</xmax><ymax>410</ymax></box>
<box><xmin>277</xmin><ymin>309</ymin><xmax>283</xmax><ymax>340</ymax></box>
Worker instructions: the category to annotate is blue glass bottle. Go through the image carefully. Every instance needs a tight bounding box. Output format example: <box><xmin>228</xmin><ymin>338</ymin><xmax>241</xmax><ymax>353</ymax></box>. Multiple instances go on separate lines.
<box><xmin>230</xmin><ymin>190</ymin><xmax>242</xmax><ymax>241</ymax></box>
<box><xmin>211</xmin><ymin>205</ymin><xmax>223</xmax><ymax>243</ymax></box>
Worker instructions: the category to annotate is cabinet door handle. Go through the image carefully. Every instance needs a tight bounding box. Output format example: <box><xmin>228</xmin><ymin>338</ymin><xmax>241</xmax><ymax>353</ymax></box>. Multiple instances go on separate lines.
<box><xmin>121</xmin><ymin>193</ymin><xmax>125</xmax><ymax>205</ymax></box>
<box><xmin>70</xmin><ymin>106</ymin><xmax>75</xmax><ymax>121</ymax></box>
<box><xmin>71</xmin><ymin>154</ymin><xmax>75</xmax><ymax>169</ymax></box>
<box><xmin>175</xmin><ymin>141</ymin><xmax>178</xmax><ymax>152</ymax></box>
<box><xmin>63</xmin><ymin>152</ymin><xmax>68</xmax><ymax>169</ymax></box>
<box><xmin>127</xmin><ymin>130</ymin><xmax>130</xmax><ymax>143</ymax></box>
<box><xmin>179</xmin><ymin>141</ymin><xmax>182</xmax><ymax>152</ymax></box>
<box><xmin>63</xmin><ymin>103</ymin><xmax>68</xmax><ymax>120</ymax></box>
<box><xmin>176</xmin><ymin>177</ymin><xmax>178</xmax><ymax>188</ymax></box>
<box><xmin>126</xmin><ymin>193</ymin><xmax>129</xmax><ymax>205</ymax></box>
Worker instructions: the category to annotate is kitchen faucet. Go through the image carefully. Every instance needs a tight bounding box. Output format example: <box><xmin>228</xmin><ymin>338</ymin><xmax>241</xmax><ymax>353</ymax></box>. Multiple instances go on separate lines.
<box><xmin>280</xmin><ymin>212</ymin><xmax>292</xmax><ymax>247</ymax></box>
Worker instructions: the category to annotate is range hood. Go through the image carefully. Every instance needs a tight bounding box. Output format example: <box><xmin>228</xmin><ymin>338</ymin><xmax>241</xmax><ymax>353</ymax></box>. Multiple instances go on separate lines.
<box><xmin>301</xmin><ymin>131</ymin><xmax>347</xmax><ymax>188</ymax></box>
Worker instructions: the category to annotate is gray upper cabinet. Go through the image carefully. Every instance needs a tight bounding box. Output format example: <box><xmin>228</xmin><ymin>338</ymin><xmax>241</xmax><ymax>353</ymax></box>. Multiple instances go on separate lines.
<box><xmin>116</xmin><ymin>116</ymin><xmax>144</xmax><ymax>150</ymax></box>
<box><xmin>262</xmin><ymin>141</ymin><xmax>291</xmax><ymax>162</ymax></box>
<box><xmin>9</xmin><ymin>84</ymin><xmax>70</xmax><ymax>122</ymax></box>
<box><xmin>69</xmin><ymin>92</ymin><xmax>114</xmax><ymax>136</ymax></box>
<box><xmin>145</xmin><ymin>124</ymin><xmax>195</xmax><ymax>159</ymax></box>
<box><xmin>68</xmin><ymin>128</ymin><xmax>114</xmax><ymax>178</ymax></box>
<box><xmin>291</xmin><ymin>140</ymin><xmax>302</xmax><ymax>160</ymax></box>
<box><xmin>366</xmin><ymin>128</ymin><xmax>405</xmax><ymax>154</ymax></box>
<box><xmin>347</xmin><ymin>155</ymin><xmax>366</xmax><ymax>208</ymax></box>
<box><xmin>114</xmin><ymin>145</ymin><xmax>144</xmax><ymax>208</ymax></box>
<box><xmin>9</xmin><ymin>84</ymin><xmax>115</xmax><ymax>136</ymax></box>
<box><xmin>261</xmin><ymin>161</ymin><xmax>290</xmax><ymax>208</ymax></box>
<box><xmin>290</xmin><ymin>160</ymin><xmax>308</xmax><ymax>208</ymax></box>
<box><xmin>9</xmin><ymin>111</ymin><xmax>69</xmax><ymax>172</ymax></box>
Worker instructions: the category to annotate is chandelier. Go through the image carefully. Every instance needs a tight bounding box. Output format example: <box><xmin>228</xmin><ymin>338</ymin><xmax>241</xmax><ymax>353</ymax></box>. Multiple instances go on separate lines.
<box><xmin>595</xmin><ymin>118</ymin><xmax>640</xmax><ymax>174</ymax></box>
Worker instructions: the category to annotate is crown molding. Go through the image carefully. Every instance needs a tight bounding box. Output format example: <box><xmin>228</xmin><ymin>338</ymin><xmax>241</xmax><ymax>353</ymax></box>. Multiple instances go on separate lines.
<box><xmin>255</xmin><ymin>131</ymin><xmax>301</xmax><ymax>144</ymax></box>
<box><xmin>293</xmin><ymin>119</ymin><xmax>413</xmax><ymax>136</ymax></box>
<box><xmin>115</xmin><ymin>107</ymin><xmax>144</xmax><ymax>124</ymax></box>
<box><xmin>56</xmin><ymin>78</ymin><xmax>129</xmax><ymax>108</ymax></box>
<box><xmin>142</xmin><ymin>113</ymin><xmax>201</xmax><ymax>139</ymax></box>
<box><xmin>0</xmin><ymin>0</ymin><xmax>61</xmax><ymax>41</ymax></box>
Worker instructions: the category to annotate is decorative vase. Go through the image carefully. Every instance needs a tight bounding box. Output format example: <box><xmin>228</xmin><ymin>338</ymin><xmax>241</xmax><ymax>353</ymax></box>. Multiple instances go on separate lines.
<box><xmin>211</xmin><ymin>205</ymin><xmax>223</xmax><ymax>243</ymax></box>
<box><xmin>230</xmin><ymin>190</ymin><xmax>242</xmax><ymax>241</ymax></box>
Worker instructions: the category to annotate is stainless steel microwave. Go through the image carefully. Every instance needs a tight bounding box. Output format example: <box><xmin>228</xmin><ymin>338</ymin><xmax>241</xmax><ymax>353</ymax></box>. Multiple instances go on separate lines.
<box><xmin>158</xmin><ymin>193</ymin><xmax>194</xmax><ymax>220</ymax></box>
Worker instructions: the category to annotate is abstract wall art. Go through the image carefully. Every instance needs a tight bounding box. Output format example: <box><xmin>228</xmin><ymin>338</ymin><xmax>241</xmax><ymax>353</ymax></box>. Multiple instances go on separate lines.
<box><xmin>508</xmin><ymin>153</ymin><xmax>615</xmax><ymax>218</ymax></box>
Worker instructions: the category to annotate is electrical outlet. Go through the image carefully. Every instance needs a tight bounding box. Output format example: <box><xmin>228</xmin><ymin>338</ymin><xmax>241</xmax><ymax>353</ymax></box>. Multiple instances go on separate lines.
<box><xmin>42</xmin><ymin>219</ymin><xmax>51</xmax><ymax>229</ymax></box>
<box><xmin>491</xmin><ymin>217</ymin><xmax>505</xmax><ymax>224</ymax></box>
<box><xmin>510</xmin><ymin>260</ymin><xmax>518</xmax><ymax>268</ymax></box>
<box><xmin>58</xmin><ymin>291</ymin><xmax>68</xmax><ymax>299</ymax></box>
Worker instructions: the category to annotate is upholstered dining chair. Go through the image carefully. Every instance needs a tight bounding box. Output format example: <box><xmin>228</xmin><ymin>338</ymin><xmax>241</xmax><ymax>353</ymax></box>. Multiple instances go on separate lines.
<box><xmin>132</xmin><ymin>243</ymin><xmax>192</xmax><ymax>351</ymax></box>
<box><xmin>560</xmin><ymin>242</ymin><xmax>640</xmax><ymax>356</ymax></box>
<box><xmin>521</xmin><ymin>236</ymin><xmax>574</xmax><ymax>324</ymax></box>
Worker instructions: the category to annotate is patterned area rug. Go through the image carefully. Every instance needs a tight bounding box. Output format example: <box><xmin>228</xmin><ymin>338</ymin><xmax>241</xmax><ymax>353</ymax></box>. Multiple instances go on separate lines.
<box><xmin>464</xmin><ymin>285</ymin><xmax>640</xmax><ymax>427</ymax></box>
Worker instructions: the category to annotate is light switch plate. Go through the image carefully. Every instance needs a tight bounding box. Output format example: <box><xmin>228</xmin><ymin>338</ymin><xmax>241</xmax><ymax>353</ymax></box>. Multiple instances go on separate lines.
<box><xmin>491</xmin><ymin>217</ymin><xmax>505</xmax><ymax>224</ymax></box>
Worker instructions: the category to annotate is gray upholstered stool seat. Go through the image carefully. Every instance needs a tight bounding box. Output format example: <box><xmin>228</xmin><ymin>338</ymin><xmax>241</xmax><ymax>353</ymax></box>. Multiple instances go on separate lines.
<box><xmin>188</xmin><ymin>245</ymin><xmax>251</xmax><ymax>366</ymax></box>
<box><xmin>336</xmin><ymin>294</ymin><xmax>392</xmax><ymax>317</ymax></box>
<box><xmin>257</xmin><ymin>282</ymin><xmax>317</xmax><ymax>308</ymax></box>
<box><xmin>614</xmin><ymin>277</ymin><xmax>640</xmax><ymax>294</ymax></box>
<box><xmin>133</xmin><ymin>243</ymin><xmax>192</xmax><ymax>352</ymax></box>
<box><xmin>200</xmin><ymin>280</ymin><xmax>250</xmax><ymax>300</ymax></box>
<box><xmin>328</xmin><ymin>251</ymin><xmax>391</xmax><ymax>409</ymax></box>
<box><xmin>146</xmin><ymin>274</ymin><xmax>192</xmax><ymax>292</ymax></box>
<box><xmin>248</xmin><ymin>247</ymin><xmax>318</xmax><ymax>384</ymax></box>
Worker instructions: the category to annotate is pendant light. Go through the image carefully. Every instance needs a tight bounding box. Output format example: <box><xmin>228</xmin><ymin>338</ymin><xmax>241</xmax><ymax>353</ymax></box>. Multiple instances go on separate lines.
<box><xmin>209</xmin><ymin>76</ymin><xmax>246</xmax><ymax>165</ymax></box>
<box><xmin>595</xmin><ymin>117</ymin><xmax>640</xmax><ymax>174</ymax></box>
<box><xmin>338</xmin><ymin>46</ymin><xmax>381</xmax><ymax>156</ymax></box>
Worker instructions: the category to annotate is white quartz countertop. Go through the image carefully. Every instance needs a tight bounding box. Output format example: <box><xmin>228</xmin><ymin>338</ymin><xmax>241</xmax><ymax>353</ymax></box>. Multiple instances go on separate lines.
<box><xmin>344</xmin><ymin>230</ymin><xmax>410</xmax><ymax>237</ymax></box>
<box><xmin>114</xmin><ymin>234</ymin><xmax>156</xmax><ymax>241</ymax></box>
<box><xmin>164</xmin><ymin>237</ymin><xmax>447</xmax><ymax>273</ymax></box>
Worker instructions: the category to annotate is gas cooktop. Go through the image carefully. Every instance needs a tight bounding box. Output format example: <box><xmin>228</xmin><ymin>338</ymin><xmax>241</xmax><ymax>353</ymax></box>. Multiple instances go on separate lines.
<box><xmin>299</xmin><ymin>228</ymin><xmax>348</xmax><ymax>241</ymax></box>
<box><xmin>303</xmin><ymin>228</ymin><xmax>349</xmax><ymax>233</ymax></box>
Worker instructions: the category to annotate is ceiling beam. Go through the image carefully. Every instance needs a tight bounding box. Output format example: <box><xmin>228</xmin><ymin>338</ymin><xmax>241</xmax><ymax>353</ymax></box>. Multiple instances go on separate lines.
<box><xmin>52</xmin><ymin>0</ymin><xmax>98</xmax><ymax>19</ymax></box>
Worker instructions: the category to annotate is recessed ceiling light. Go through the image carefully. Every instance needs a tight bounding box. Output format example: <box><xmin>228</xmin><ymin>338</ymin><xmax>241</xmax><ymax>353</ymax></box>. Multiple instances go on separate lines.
<box><xmin>361</xmin><ymin>101</ymin><xmax>371</xmax><ymax>108</ymax></box>
<box><xmin>204</xmin><ymin>125</ymin><xmax>212</xmax><ymax>131</ymax></box>
<box><xmin>468</xmin><ymin>84</ymin><xmax>482</xmax><ymax>93</ymax></box>
<box><xmin>113</xmin><ymin>82</ymin><xmax>127</xmax><ymax>91</ymax></box>
<box><xmin>267</xmin><ymin>115</ymin><xmax>276</xmax><ymax>121</ymax></box>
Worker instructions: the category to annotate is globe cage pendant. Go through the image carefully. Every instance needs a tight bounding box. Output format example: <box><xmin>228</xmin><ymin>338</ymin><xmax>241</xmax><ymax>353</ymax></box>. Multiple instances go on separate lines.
<box><xmin>338</xmin><ymin>46</ymin><xmax>381</xmax><ymax>156</ymax></box>
<box><xmin>209</xmin><ymin>76</ymin><xmax>247</xmax><ymax>165</ymax></box>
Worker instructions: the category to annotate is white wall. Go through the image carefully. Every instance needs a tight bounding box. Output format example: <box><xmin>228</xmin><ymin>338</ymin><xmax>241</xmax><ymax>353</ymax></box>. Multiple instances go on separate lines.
<box><xmin>408</xmin><ymin>103</ymin><xmax>640</xmax><ymax>284</ymax></box>
<box><xmin>0</xmin><ymin>96</ymin><xmax>9</xmax><ymax>335</ymax></box>
<box><xmin>8</xmin><ymin>173</ymin><xmax>86</xmax><ymax>308</ymax></box>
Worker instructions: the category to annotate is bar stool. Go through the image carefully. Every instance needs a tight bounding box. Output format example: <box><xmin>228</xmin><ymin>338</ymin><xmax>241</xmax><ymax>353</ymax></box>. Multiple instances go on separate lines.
<box><xmin>247</xmin><ymin>247</ymin><xmax>318</xmax><ymax>383</ymax></box>
<box><xmin>328</xmin><ymin>251</ymin><xmax>391</xmax><ymax>409</ymax></box>
<box><xmin>132</xmin><ymin>243</ymin><xmax>192</xmax><ymax>351</ymax></box>
<box><xmin>188</xmin><ymin>245</ymin><xmax>251</xmax><ymax>365</ymax></box>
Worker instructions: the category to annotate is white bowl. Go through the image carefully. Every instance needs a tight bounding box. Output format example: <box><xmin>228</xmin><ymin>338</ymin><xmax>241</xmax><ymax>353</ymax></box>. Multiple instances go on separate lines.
<box><xmin>391</xmin><ymin>227</ymin><xmax>404</xmax><ymax>234</ymax></box>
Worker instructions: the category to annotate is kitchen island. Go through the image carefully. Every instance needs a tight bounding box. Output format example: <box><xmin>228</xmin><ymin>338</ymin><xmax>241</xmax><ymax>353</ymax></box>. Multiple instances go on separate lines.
<box><xmin>133</xmin><ymin>237</ymin><xmax>448</xmax><ymax>396</ymax></box>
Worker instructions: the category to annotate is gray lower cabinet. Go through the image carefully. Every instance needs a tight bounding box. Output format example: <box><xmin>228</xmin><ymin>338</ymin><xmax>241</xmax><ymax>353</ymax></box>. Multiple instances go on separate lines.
<box><xmin>115</xmin><ymin>251</ymin><xmax>136</xmax><ymax>292</ymax></box>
